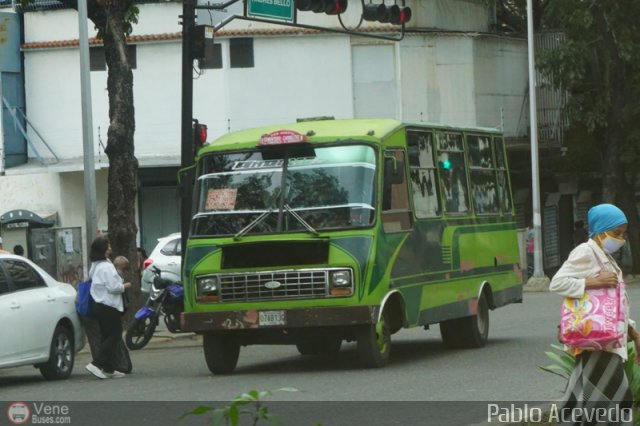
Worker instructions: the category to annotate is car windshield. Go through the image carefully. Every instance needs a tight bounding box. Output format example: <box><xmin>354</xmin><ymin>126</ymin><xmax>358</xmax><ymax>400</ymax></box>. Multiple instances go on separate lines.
<box><xmin>192</xmin><ymin>144</ymin><xmax>376</xmax><ymax>236</ymax></box>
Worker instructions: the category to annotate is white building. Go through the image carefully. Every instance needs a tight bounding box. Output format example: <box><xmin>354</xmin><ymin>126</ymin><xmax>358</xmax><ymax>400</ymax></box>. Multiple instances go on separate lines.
<box><xmin>0</xmin><ymin>0</ymin><xmax>529</xmax><ymax>261</ymax></box>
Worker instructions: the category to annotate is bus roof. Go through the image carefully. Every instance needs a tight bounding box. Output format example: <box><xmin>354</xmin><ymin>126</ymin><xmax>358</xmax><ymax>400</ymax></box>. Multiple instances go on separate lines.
<box><xmin>197</xmin><ymin>118</ymin><xmax>502</xmax><ymax>156</ymax></box>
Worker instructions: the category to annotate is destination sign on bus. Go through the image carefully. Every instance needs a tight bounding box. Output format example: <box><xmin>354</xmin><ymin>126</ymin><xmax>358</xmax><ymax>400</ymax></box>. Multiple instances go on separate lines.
<box><xmin>259</xmin><ymin>130</ymin><xmax>308</xmax><ymax>146</ymax></box>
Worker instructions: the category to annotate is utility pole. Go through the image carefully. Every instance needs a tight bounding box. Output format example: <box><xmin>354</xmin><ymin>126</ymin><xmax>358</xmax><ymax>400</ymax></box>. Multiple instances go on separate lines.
<box><xmin>526</xmin><ymin>0</ymin><xmax>549</xmax><ymax>288</ymax></box>
<box><xmin>78</xmin><ymin>0</ymin><xmax>97</xmax><ymax>263</ymax></box>
<box><xmin>180</xmin><ymin>0</ymin><xmax>196</xmax><ymax>272</ymax></box>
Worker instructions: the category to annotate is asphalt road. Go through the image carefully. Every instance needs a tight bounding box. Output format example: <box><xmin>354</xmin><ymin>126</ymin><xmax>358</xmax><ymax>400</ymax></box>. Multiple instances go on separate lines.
<box><xmin>3</xmin><ymin>285</ymin><xmax>640</xmax><ymax>425</ymax></box>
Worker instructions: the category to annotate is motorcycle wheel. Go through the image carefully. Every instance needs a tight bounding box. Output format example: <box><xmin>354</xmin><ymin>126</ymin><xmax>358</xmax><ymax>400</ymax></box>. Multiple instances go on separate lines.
<box><xmin>125</xmin><ymin>316</ymin><xmax>158</xmax><ymax>350</ymax></box>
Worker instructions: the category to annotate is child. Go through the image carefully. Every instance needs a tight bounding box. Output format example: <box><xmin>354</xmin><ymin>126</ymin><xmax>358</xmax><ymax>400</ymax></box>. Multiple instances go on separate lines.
<box><xmin>113</xmin><ymin>256</ymin><xmax>131</xmax><ymax>313</ymax></box>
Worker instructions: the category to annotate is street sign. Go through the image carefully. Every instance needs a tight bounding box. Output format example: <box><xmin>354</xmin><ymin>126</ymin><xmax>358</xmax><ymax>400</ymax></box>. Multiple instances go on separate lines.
<box><xmin>247</xmin><ymin>0</ymin><xmax>294</xmax><ymax>21</ymax></box>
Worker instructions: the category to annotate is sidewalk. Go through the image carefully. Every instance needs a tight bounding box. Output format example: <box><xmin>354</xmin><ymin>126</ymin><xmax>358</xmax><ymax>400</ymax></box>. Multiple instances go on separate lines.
<box><xmin>79</xmin><ymin>316</ymin><xmax>197</xmax><ymax>354</ymax></box>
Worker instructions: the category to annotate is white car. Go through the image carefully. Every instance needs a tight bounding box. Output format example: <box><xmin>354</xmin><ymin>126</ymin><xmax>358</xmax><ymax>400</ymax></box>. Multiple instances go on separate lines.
<box><xmin>0</xmin><ymin>253</ymin><xmax>85</xmax><ymax>380</ymax></box>
<box><xmin>141</xmin><ymin>232</ymin><xmax>181</xmax><ymax>294</ymax></box>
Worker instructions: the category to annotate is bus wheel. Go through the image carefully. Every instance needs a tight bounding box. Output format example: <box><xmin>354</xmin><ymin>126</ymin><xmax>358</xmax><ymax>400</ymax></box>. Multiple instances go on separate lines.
<box><xmin>203</xmin><ymin>334</ymin><xmax>240</xmax><ymax>375</ymax></box>
<box><xmin>296</xmin><ymin>337</ymin><xmax>342</xmax><ymax>356</ymax></box>
<box><xmin>357</xmin><ymin>309</ymin><xmax>391</xmax><ymax>368</ymax></box>
<box><xmin>440</xmin><ymin>292</ymin><xmax>489</xmax><ymax>349</ymax></box>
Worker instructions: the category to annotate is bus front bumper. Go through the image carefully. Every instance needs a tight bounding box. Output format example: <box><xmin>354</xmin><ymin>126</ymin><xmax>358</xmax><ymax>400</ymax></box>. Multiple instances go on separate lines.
<box><xmin>181</xmin><ymin>305</ymin><xmax>379</xmax><ymax>332</ymax></box>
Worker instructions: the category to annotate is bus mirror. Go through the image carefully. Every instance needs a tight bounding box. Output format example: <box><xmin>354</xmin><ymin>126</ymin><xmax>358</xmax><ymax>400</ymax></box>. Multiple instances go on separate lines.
<box><xmin>384</xmin><ymin>156</ymin><xmax>405</xmax><ymax>185</ymax></box>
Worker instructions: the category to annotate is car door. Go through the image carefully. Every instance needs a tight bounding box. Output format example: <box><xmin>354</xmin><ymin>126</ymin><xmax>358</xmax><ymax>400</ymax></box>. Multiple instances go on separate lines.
<box><xmin>2</xmin><ymin>259</ymin><xmax>55</xmax><ymax>360</ymax></box>
<box><xmin>0</xmin><ymin>264</ymin><xmax>23</xmax><ymax>364</ymax></box>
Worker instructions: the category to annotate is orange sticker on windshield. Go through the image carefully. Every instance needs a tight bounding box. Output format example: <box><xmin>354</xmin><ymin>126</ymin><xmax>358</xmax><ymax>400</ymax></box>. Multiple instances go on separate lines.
<box><xmin>205</xmin><ymin>188</ymin><xmax>237</xmax><ymax>211</ymax></box>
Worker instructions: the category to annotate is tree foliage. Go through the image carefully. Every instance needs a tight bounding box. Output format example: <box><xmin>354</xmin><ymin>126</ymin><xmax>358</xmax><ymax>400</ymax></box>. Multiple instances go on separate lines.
<box><xmin>537</xmin><ymin>1</ymin><xmax>640</xmax><ymax>272</ymax></box>
<box><xmin>495</xmin><ymin>0</ymin><xmax>640</xmax><ymax>271</ymax></box>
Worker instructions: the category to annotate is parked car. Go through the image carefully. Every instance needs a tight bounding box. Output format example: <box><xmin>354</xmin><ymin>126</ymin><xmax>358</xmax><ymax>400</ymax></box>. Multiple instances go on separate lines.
<box><xmin>0</xmin><ymin>254</ymin><xmax>85</xmax><ymax>380</ymax></box>
<box><xmin>141</xmin><ymin>232</ymin><xmax>181</xmax><ymax>294</ymax></box>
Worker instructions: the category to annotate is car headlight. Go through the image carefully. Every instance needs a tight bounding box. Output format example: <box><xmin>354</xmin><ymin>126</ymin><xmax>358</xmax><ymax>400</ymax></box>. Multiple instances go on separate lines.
<box><xmin>196</xmin><ymin>276</ymin><xmax>220</xmax><ymax>303</ymax></box>
<box><xmin>329</xmin><ymin>269</ymin><xmax>352</xmax><ymax>297</ymax></box>
<box><xmin>197</xmin><ymin>276</ymin><xmax>219</xmax><ymax>293</ymax></box>
<box><xmin>330</xmin><ymin>270</ymin><xmax>351</xmax><ymax>287</ymax></box>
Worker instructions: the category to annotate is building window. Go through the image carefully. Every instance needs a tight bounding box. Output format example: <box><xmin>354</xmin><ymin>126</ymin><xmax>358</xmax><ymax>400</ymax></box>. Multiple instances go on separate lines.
<box><xmin>198</xmin><ymin>43</ymin><xmax>223</xmax><ymax>69</ymax></box>
<box><xmin>90</xmin><ymin>45</ymin><xmax>137</xmax><ymax>72</ymax></box>
<box><xmin>230</xmin><ymin>38</ymin><xmax>254</xmax><ymax>68</ymax></box>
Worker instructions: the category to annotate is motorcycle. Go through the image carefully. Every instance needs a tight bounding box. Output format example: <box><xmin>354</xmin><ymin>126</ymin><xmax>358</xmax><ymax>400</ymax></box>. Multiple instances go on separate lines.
<box><xmin>125</xmin><ymin>266</ymin><xmax>184</xmax><ymax>350</ymax></box>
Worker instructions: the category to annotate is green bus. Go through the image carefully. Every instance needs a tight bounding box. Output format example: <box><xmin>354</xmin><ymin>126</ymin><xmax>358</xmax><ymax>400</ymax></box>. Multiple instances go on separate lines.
<box><xmin>180</xmin><ymin>118</ymin><xmax>523</xmax><ymax>374</ymax></box>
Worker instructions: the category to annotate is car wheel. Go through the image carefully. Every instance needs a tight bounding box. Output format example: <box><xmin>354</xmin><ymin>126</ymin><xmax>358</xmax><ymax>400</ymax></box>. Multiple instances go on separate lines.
<box><xmin>203</xmin><ymin>333</ymin><xmax>240</xmax><ymax>375</ymax></box>
<box><xmin>39</xmin><ymin>325</ymin><xmax>74</xmax><ymax>380</ymax></box>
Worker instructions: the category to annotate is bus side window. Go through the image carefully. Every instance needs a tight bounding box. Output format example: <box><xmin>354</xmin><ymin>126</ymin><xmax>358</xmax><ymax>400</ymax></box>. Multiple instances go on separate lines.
<box><xmin>382</xmin><ymin>150</ymin><xmax>412</xmax><ymax>233</ymax></box>
<box><xmin>407</xmin><ymin>130</ymin><xmax>440</xmax><ymax>218</ymax></box>
<box><xmin>436</xmin><ymin>132</ymin><xmax>470</xmax><ymax>214</ymax></box>
<box><xmin>468</xmin><ymin>134</ymin><xmax>499</xmax><ymax>214</ymax></box>
<box><xmin>494</xmin><ymin>137</ymin><xmax>513</xmax><ymax>213</ymax></box>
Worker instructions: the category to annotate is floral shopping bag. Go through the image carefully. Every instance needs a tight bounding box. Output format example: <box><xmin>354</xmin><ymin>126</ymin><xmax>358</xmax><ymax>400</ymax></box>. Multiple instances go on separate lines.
<box><xmin>559</xmin><ymin>281</ymin><xmax>626</xmax><ymax>350</ymax></box>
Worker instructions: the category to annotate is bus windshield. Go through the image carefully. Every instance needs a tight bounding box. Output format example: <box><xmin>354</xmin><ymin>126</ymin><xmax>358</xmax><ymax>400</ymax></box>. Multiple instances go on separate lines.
<box><xmin>192</xmin><ymin>144</ymin><xmax>376</xmax><ymax>236</ymax></box>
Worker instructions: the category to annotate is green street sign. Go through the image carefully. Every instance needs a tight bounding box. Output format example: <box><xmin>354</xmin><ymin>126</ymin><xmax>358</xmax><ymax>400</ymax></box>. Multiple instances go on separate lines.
<box><xmin>247</xmin><ymin>0</ymin><xmax>294</xmax><ymax>21</ymax></box>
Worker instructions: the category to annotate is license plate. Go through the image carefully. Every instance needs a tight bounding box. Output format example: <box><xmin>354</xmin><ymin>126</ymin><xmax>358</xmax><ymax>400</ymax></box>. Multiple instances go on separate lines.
<box><xmin>259</xmin><ymin>310</ymin><xmax>286</xmax><ymax>326</ymax></box>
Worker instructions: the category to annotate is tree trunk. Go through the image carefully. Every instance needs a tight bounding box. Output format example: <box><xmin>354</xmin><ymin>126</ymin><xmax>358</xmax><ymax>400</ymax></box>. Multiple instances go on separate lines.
<box><xmin>98</xmin><ymin>4</ymin><xmax>141</xmax><ymax>321</ymax></box>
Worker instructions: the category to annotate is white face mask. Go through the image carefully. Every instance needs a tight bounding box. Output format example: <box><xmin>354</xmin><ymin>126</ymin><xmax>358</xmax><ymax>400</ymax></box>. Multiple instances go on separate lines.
<box><xmin>601</xmin><ymin>233</ymin><xmax>625</xmax><ymax>254</ymax></box>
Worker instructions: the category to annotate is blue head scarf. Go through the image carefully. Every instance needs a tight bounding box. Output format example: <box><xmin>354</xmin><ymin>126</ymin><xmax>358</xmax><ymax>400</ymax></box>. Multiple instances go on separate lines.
<box><xmin>587</xmin><ymin>203</ymin><xmax>628</xmax><ymax>238</ymax></box>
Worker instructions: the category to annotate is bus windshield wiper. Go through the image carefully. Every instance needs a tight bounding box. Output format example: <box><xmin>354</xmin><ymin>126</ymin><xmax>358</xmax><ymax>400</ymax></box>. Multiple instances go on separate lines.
<box><xmin>283</xmin><ymin>204</ymin><xmax>319</xmax><ymax>237</ymax></box>
<box><xmin>234</xmin><ymin>210</ymin><xmax>272</xmax><ymax>241</ymax></box>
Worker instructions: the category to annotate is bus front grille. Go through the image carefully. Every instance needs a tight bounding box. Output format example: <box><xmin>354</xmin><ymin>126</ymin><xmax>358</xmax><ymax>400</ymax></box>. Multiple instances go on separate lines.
<box><xmin>218</xmin><ymin>269</ymin><xmax>328</xmax><ymax>302</ymax></box>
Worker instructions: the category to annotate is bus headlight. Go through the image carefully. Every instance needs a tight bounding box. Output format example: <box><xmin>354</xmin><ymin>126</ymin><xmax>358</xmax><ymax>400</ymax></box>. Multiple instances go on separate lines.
<box><xmin>197</xmin><ymin>276</ymin><xmax>219</xmax><ymax>302</ymax></box>
<box><xmin>329</xmin><ymin>269</ymin><xmax>352</xmax><ymax>296</ymax></box>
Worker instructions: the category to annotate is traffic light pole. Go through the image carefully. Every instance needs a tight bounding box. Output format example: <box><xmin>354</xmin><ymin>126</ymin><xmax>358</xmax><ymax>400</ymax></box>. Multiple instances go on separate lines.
<box><xmin>180</xmin><ymin>0</ymin><xmax>410</xmax><ymax>274</ymax></box>
<box><xmin>180</xmin><ymin>0</ymin><xmax>196</xmax><ymax>272</ymax></box>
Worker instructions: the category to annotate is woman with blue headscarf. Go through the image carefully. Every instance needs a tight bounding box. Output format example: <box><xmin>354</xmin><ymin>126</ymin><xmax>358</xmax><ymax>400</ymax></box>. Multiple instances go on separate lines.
<box><xmin>550</xmin><ymin>203</ymin><xmax>640</xmax><ymax>421</ymax></box>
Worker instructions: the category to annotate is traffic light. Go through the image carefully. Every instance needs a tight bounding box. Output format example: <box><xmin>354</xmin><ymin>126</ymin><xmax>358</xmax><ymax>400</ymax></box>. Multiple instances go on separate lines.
<box><xmin>363</xmin><ymin>3</ymin><xmax>411</xmax><ymax>25</ymax></box>
<box><xmin>295</xmin><ymin>0</ymin><xmax>347</xmax><ymax>15</ymax></box>
<box><xmin>193</xmin><ymin>120</ymin><xmax>208</xmax><ymax>150</ymax></box>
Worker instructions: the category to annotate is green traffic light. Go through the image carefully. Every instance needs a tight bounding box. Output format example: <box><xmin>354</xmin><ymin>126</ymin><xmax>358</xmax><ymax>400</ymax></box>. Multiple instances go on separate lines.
<box><xmin>442</xmin><ymin>160</ymin><xmax>451</xmax><ymax>170</ymax></box>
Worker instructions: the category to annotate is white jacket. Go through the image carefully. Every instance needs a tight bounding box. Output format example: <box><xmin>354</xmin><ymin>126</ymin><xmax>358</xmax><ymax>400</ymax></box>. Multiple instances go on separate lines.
<box><xmin>550</xmin><ymin>239</ymin><xmax>633</xmax><ymax>360</ymax></box>
<box><xmin>89</xmin><ymin>260</ymin><xmax>125</xmax><ymax>312</ymax></box>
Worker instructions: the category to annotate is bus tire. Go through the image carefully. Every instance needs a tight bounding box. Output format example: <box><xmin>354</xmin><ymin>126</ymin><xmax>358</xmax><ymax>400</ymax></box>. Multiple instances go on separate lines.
<box><xmin>296</xmin><ymin>337</ymin><xmax>342</xmax><ymax>356</ymax></box>
<box><xmin>357</xmin><ymin>309</ymin><xmax>391</xmax><ymax>368</ymax></box>
<box><xmin>440</xmin><ymin>292</ymin><xmax>489</xmax><ymax>349</ymax></box>
<box><xmin>203</xmin><ymin>334</ymin><xmax>240</xmax><ymax>375</ymax></box>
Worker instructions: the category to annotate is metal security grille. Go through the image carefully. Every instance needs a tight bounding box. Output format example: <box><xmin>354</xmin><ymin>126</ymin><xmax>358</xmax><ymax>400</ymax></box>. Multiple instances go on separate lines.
<box><xmin>218</xmin><ymin>270</ymin><xmax>328</xmax><ymax>302</ymax></box>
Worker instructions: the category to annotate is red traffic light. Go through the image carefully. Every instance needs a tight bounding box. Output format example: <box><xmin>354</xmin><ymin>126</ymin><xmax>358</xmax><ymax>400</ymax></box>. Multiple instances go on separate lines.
<box><xmin>193</xmin><ymin>122</ymin><xmax>208</xmax><ymax>148</ymax></box>
<box><xmin>296</xmin><ymin>0</ymin><xmax>347</xmax><ymax>15</ymax></box>
<box><xmin>363</xmin><ymin>3</ymin><xmax>411</xmax><ymax>25</ymax></box>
